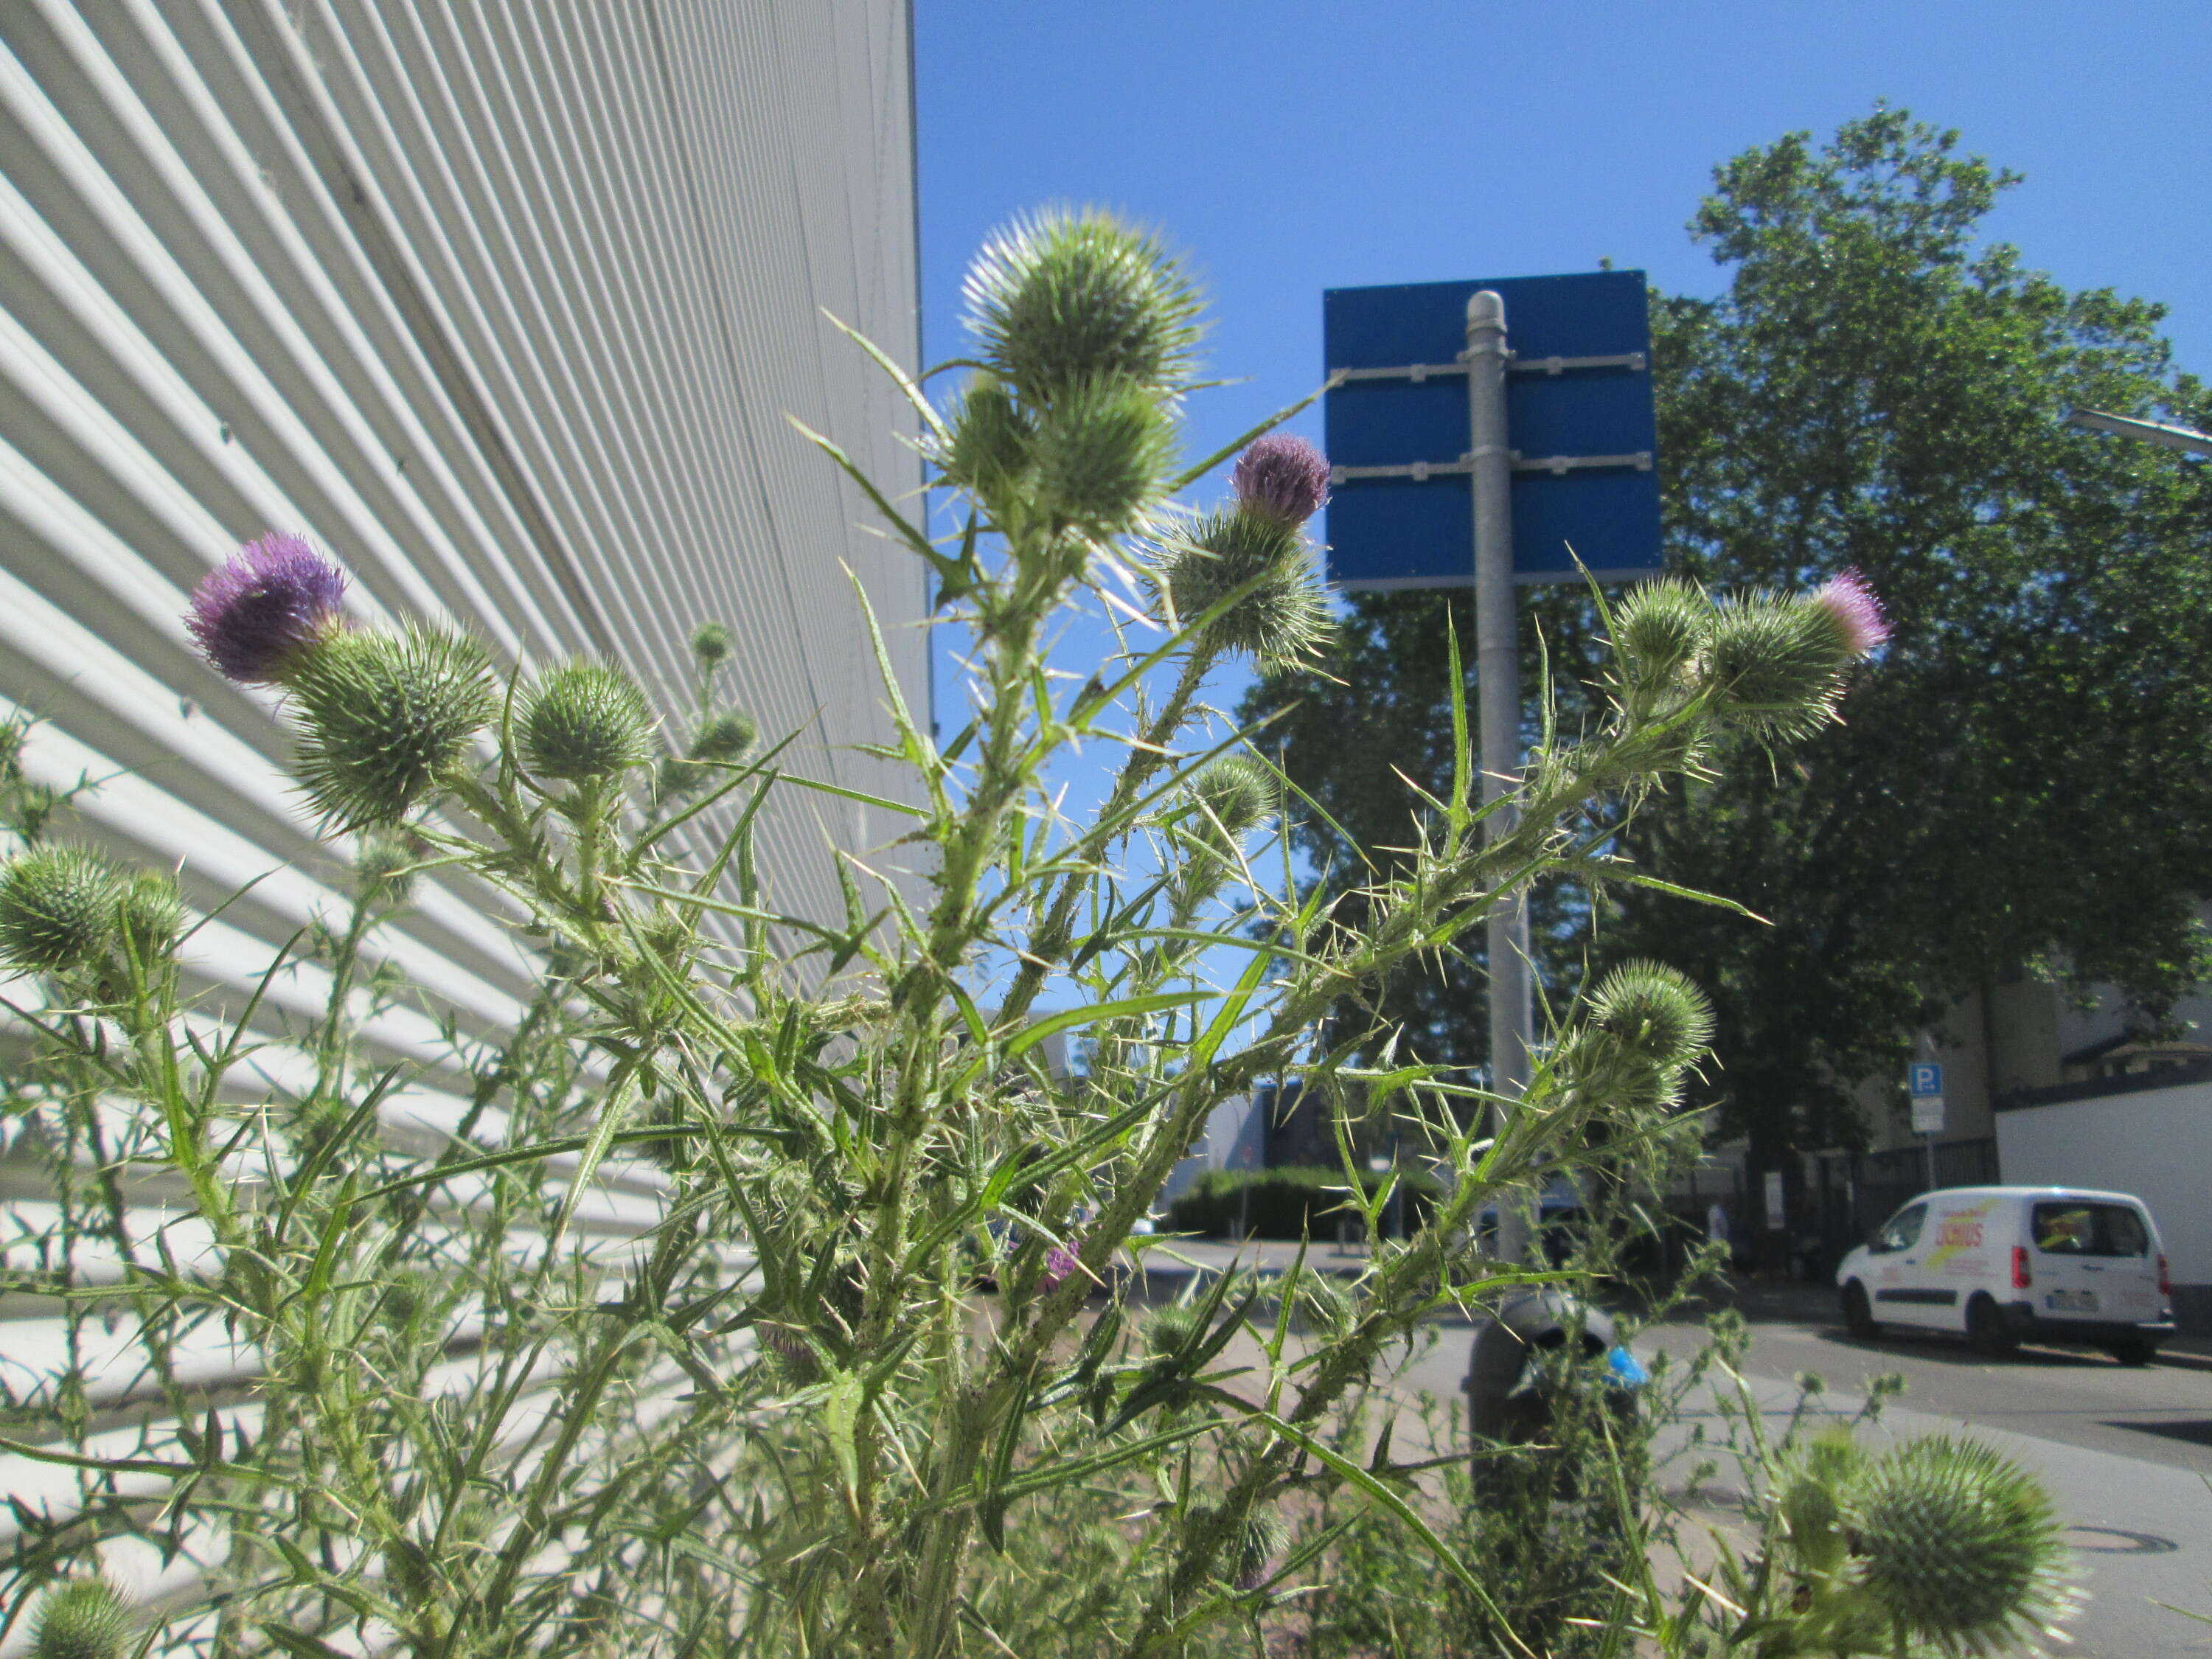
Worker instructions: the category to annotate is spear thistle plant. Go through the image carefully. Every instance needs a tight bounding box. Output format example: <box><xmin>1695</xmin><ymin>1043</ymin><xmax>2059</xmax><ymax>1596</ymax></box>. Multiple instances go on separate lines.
<box><xmin>0</xmin><ymin>210</ymin><xmax>2062</xmax><ymax>1659</ymax></box>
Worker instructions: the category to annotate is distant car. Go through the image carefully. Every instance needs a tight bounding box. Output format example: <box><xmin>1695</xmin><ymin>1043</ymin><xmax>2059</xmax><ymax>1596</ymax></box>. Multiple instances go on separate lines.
<box><xmin>1834</xmin><ymin>1186</ymin><xmax>2173</xmax><ymax>1366</ymax></box>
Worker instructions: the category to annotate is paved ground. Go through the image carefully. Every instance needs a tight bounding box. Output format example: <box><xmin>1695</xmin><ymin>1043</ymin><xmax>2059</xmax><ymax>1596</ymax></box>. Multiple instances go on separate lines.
<box><xmin>1127</xmin><ymin>1244</ymin><xmax>2212</xmax><ymax>1656</ymax></box>
<box><xmin>1651</xmin><ymin>1279</ymin><xmax>2212</xmax><ymax>1475</ymax></box>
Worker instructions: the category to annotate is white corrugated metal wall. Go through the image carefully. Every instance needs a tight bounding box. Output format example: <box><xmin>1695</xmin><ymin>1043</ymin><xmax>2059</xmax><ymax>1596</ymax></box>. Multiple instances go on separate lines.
<box><xmin>0</xmin><ymin>0</ymin><xmax>926</xmax><ymax>1015</ymax></box>
<box><xmin>0</xmin><ymin>0</ymin><xmax>924</xmax><ymax>1629</ymax></box>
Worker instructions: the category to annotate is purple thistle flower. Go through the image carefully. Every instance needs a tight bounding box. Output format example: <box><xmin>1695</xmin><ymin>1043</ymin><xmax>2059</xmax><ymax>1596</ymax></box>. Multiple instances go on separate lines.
<box><xmin>1231</xmin><ymin>434</ymin><xmax>1331</xmax><ymax>526</ymax></box>
<box><xmin>186</xmin><ymin>533</ymin><xmax>349</xmax><ymax>684</ymax></box>
<box><xmin>1812</xmin><ymin>567</ymin><xmax>1891</xmax><ymax>655</ymax></box>
<box><xmin>759</xmin><ymin>1325</ymin><xmax>810</xmax><ymax>1364</ymax></box>
<box><xmin>1042</xmin><ymin>1242</ymin><xmax>1082</xmax><ymax>1292</ymax></box>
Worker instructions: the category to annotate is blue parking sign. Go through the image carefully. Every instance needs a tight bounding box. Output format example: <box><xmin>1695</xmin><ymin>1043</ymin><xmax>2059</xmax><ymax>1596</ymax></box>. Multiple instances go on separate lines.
<box><xmin>1908</xmin><ymin>1063</ymin><xmax>1944</xmax><ymax>1098</ymax></box>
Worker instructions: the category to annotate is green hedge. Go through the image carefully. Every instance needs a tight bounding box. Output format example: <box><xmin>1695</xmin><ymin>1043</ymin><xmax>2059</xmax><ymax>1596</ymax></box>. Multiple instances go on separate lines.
<box><xmin>1163</xmin><ymin>1166</ymin><xmax>1441</xmax><ymax>1239</ymax></box>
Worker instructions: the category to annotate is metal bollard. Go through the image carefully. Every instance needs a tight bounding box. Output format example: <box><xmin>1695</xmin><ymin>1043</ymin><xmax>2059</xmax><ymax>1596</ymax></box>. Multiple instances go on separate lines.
<box><xmin>1462</xmin><ymin>1290</ymin><xmax>1644</xmax><ymax>1495</ymax></box>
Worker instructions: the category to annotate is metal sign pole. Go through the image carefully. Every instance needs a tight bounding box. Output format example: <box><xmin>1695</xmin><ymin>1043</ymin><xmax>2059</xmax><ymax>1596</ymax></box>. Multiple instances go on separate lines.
<box><xmin>1468</xmin><ymin>291</ymin><xmax>1534</xmax><ymax>1265</ymax></box>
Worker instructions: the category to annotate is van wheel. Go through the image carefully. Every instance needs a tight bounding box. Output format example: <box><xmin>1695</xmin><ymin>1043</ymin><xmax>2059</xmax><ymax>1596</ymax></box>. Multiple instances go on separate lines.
<box><xmin>1842</xmin><ymin>1281</ymin><xmax>1878</xmax><ymax>1340</ymax></box>
<box><xmin>1966</xmin><ymin>1294</ymin><xmax>2016</xmax><ymax>1357</ymax></box>
<box><xmin>2104</xmin><ymin>1338</ymin><xmax>2158</xmax><ymax>1367</ymax></box>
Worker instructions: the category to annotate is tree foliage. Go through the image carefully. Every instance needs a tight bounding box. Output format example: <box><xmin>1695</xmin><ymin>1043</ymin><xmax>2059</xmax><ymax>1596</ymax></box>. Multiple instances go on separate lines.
<box><xmin>1251</xmin><ymin>108</ymin><xmax>2212</xmax><ymax>1155</ymax></box>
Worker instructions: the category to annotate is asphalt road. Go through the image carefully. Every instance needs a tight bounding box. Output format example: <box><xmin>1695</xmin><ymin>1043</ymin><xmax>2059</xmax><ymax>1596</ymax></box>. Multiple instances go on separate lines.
<box><xmin>1382</xmin><ymin>1283</ymin><xmax>2212</xmax><ymax>1659</ymax></box>
<box><xmin>1144</xmin><ymin>1248</ymin><xmax>2212</xmax><ymax>1657</ymax></box>
<box><xmin>1642</xmin><ymin>1281</ymin><xmax>2212</xmax><ymax>1478</ymax></box>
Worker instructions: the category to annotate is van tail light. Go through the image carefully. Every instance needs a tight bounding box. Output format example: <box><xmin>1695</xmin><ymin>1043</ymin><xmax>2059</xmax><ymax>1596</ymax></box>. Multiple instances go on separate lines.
<box><xmin>2011</xmin><ymin>1247</ymin><xmax>2032</xmax><ymax>1291</ymax></box>
<box><xmin>2158</xmin><ymin>1254</ymin><xmax>2171</xmax><ymax>1298</ymax></box>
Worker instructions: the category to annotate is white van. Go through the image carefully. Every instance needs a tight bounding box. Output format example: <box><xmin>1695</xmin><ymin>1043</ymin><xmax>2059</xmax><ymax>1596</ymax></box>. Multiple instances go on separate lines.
<box><xmin>1834</xmin><ymin>1186</ymin><xmax>2173</xmax><ymax>1365</ymax></box>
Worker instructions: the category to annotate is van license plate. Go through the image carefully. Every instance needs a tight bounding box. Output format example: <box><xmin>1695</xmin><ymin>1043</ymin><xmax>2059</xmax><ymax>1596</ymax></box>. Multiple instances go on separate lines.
<box><xmin>2046</xmin><ymin>1290</ymin><xmax>2098</xmax><ymax>1313</ymax></box>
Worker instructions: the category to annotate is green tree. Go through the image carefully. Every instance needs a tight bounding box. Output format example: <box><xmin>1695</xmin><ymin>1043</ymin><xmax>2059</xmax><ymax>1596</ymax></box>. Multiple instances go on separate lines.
<box><xmin>1251</xmin><ymin>108</ymin><xmax>2212</xmax><ymax>1166</ymax></box>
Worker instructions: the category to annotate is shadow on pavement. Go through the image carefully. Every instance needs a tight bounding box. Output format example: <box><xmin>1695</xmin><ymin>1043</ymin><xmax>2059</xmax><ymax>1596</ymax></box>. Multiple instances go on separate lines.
<box><xmin>2102</xmin><ymin>1418</ymin><xmax>2212</xmax><ymax>1449</ymax></box>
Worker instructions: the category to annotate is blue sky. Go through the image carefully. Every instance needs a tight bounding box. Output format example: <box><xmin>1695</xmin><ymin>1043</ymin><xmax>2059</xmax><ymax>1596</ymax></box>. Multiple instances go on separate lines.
<box><xmin>917</xmin><ymin>1</ymin><xmax>2212</xmax><ymax>464</ymax></box>
<box><xmin>909</xmin><ymin>2</ymin><xmax>2212</xmax><ymax>1003</ymax></box>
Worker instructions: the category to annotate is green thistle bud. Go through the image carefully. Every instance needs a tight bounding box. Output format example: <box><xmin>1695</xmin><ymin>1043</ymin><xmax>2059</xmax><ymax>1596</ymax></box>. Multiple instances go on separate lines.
<box><xmin>1586</xmin><ymin>961</ymin><xmax>1713</xmax><ymax>1071</ymax></box>
<box><xmin>1233</xmin><ymin>1508</ymin><xmax>1290</xmax><ymax>1590</ymax></box>
<box><xmin>1030</xmin><ymin>376</ymin><xmax>1175</xmax><ymax>537</ymax></box>
<box><xmin>516</xmin><ymin>660</ymin><xmax>656</xmax><ymax>783</ymax></box>
<box><xmin>939</xmin><ymin>375</ymin><xmax>1035</xmax><ymax>501</ymax></box>
<box><xmin>1612</xmin><ymin>576</ymin><xmax>1711</xmax><ymax>684</ymax></box>
<box><xmin>354</xmin><ymin>832</ymin><xmax>419</xmax><ymax>910</ymax></box>
<box><xmin>1699</xmin><ymin>593</ymin><xmax>1849</xmax><ymax>740</ymax></box>
<box><xmin>689</xmin><ymin>709</ymin><xmax>758</xmax><ymax>767</ymax></box>
<box><xmin>1186</xmin><ymin>754</ymin><xmax>1276</xmax><ymax>841</ymax></box>
<box><xmin>1846</xmin><ymin>1436</ymin><xmax>2074</xmax><ymax>1651</ymax></box>
<box><xmin>964</xmin><ymin>209</ymin><xmax>1201</xmax><ymax>408</ymax></box>
<box><xmin>1150</xmin><ymin>507</ymin><xmax>1332</xmax><ymax>667</ymax></box>
<box><xmin>0</xmin><ymin>847</ymin><xmax>123</xmax><ymax>973</ymax></box>
<box><xmin>288</xmin><ymin>625</ymin><xmax>497</xmax><ymax>830</ymax></box>
<box><xmin>378</xmin><ymin>1267</ymin><xmax>437</xmax><ymax>1332</ymax></box>
<box><xmin>31</xmin><ymin>1578</ymin><xmax>131</xmax><ymax>1659</ymax></box>
<box><xmin>1143</xmin><ymin>1301</ymin><xmax>1206</xmax><ymax>1360</ymax></box>
<box><xmin>114</xmin><ymin>872</ymin><xmax>186</xmax><ymax>959</ymax></box>
<box><xmin>689</xmin><ymin>621</ymin><xmax>734</xmax><ymax>674</ymax></box>
<box><xmin>1775</xmin><ymin>1428</ymin><xmax>1865</xmax><ymax>1578</ymax></box>
<box><xmin>1292</xmin><ymin>1270</ymin><xmax>1354</xmax><ymax>1337</ymax></box>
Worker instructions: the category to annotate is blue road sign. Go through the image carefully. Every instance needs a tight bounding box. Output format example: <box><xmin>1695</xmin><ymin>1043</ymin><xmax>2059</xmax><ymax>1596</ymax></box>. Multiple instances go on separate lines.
<box><xmin>1322</xmin><ymin>271</ymin><xmax>1661</xmax><ymax>588</ymax></box>
<box><xmin>1908</xmin><ymin>1063</ymin><xmax>1944</xmax><ymax>1098</ymax></box>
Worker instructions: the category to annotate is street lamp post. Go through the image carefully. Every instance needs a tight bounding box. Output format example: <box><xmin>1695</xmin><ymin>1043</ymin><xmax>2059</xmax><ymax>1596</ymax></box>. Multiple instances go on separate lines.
<box><xmin>2067</xmin><ymin>408</ymin><xmax>2212</xmax><ymax>457</ymax></box>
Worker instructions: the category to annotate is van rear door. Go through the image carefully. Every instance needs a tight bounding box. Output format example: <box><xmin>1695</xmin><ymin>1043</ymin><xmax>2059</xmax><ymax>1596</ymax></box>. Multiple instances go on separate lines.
<box><xmin>2028</xmin><ymin>1197</ymin><xmax>2157</xmax><ymax>1326</ymax></box>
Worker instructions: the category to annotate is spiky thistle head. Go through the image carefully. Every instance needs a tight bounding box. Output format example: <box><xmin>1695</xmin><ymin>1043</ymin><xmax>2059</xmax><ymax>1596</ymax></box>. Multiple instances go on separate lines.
<box><xmin>1846</xmin><ymin>1436</ymin><xmax>2075</xmax><ymax>1654</ymax></box>
<box><xmin>30</xmin><ymin>1578</ymin><xmax>131</xmax><ymax>1659</ymax></box>
<box><xmin>1586</xmin><ymin>960</ymin><xmax>1714</xmax><ymax>1071</ymax></box>
<box><xmin>1292</xmin><ymin>1269</ymin><xmax>1355</xmax><ymax>1337</ymax></box>
<box><xmin>964</xmin><ymin>209</ymin><xmax>1201</xmax><ymax>408</ymax></box>
<box><xmin>186</xmin><ymin>533</ymin><xmax>349</xmax><ymax>684</ymax></box>
<box><xmin>1149</xmin><ymin>508</ymin><xmax>1332</xmax><ymax>667</ymax></box>
<box><xmin>0</xmin><ymin>846</ymin><xmax>124</xmax><ymax>973</ymax></box>
<box><xmin>689</xmin><ymin>709</ymin><xmax>758</xmax><ymax>767</ymax></box>
<box><xmin>1231</xmin><ymin>435</ymin><xmax>1330</xmax><ymax>526</ymax></box>
<box><xmin>353</xmin><ymin>832</ymin><xmax>420</xmax><ymax>911</ymax></box>
<box><xmin>114</xmin><ymin>872</ymin><xmax>186</xmax><ymax>960</ymax></box>
<box><xmin>938</xmin><ymin>375</ymin><xmax>1035</xmax><ymax>502</ymax></box>
<box><xmin>1186</xmin><ymin>754</ymin><xmax>1278</xmax><ymax>841</ymax></box>
<box><xmin>1143</xmin><ymin>1301</ymin><xmax>1207</xmax><ymax>1360</ymax></box>
<box><xmin>1031</xmin><ymin>376</ymin><xmax>1177</xmax><ymax>537</ymax></box>
<box><xmin>516</xmin><ymin>661</ymin><xmax>657</xmax><ymax>784</ymax></box>
<box><xmin>1611</xmin><ymin>576</ymin><xmax>1712</xmax><ymax>686</ymax></box>
<box><xmin>376</xmin><ymin>1267</ymin><xmax>439</xmax><ymax>1333</ymax></box>
<box><xmin>1810</xmin><ymin>567</ymin><xmax>1891</xmax><ymax>656</ymax></box>
<box><xmin>1697</xmin><ymin>591</ymin><xmax>1852</xmax><ymax>739</ymax></box>
<box><xmin>1773</xmin><ymin>1427</ymin><xmax>1868</xmax><ymax>1578</ymax></box>
<box><xmin>757</xmin><ymin>1323</ymin><xmax>816</xmax><ymax>1380</ymax></box>
<box><xmin>287</xmin><ymin>625</ymin><xmax>497</xmax><ymax>830</ymax></box>
<box><xmin>1233</xmin><ymin>1507</ymin><xmax>1291</xmax><ymax>1591</ymax></box>
<box><xmin>689</xmin><ymin>620</ymin><xmax>734</xmax><ymax>675</ymax></box>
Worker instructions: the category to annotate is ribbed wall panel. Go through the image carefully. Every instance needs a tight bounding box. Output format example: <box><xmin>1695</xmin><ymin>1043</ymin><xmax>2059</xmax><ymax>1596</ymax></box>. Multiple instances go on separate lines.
<box><xmin>0</xmin><ymin>0</ymin><xmax>925</xmax><ymax>1021</ymax></box>
<box><xmin>0</xmin><ymin>1</ymin><xmax>919</xmax><ymax>1621</ymax></box>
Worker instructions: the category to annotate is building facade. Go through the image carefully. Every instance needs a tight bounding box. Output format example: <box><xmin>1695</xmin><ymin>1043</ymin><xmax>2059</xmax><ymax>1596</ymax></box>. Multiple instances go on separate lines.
<box><xmin>0</xmin><ymin>0</ymin><xmax>925</xmax><ymax>1618</ymax></box>
<box><xmin>0</xmin><ymin>1</ymin><xmax>926</xmax><ymax>1068</ymax></box>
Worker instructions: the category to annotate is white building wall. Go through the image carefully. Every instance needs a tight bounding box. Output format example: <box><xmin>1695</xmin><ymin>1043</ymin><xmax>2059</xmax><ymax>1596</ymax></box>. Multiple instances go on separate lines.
<box><xmin>1160</xmin><ymin>1091</ymin><xmax>1267</xmax><ymax>1204</ymax></box>
<box><xmin>0</xmin><ymin>0</ymin><xmax>922</xmax><ymax>1621</ymax></box>
<box><xmin>0</xmin><ymin>0</ymin><xmax>927</xmax><ymax>1057</ymax></box>
<box><xmin>1994</xmin><ymin>1083</ymin><xmax>2212</xmax><ymax>1315</ymax></box>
